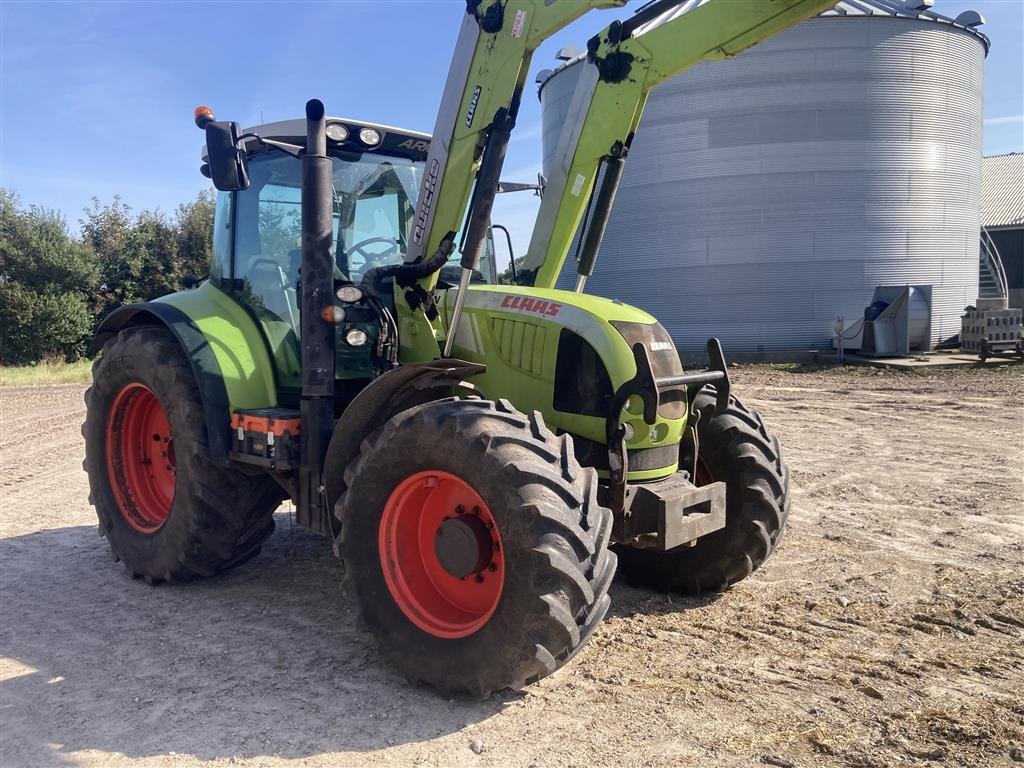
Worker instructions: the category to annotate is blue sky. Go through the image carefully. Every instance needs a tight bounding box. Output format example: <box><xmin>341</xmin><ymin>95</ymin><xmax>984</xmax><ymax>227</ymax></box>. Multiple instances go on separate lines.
<box><xmin>2</xmin><ymin>0</ymin><xmax>1022</xmax><ymax>260</ymax></box>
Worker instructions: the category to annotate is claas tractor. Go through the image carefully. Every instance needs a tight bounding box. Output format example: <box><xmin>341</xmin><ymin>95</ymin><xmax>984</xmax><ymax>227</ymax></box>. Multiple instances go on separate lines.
<box><xmin>83</xmin><ymin>0</ymin><xmax>827</xmax><ymax>696</ymax></box>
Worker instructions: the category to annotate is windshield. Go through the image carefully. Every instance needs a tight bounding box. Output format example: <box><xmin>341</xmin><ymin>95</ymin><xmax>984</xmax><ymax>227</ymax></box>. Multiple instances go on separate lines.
<box><xmin>230</xmin><ymin>149</ymin><xmax>498</xmax><ymax>289</ymax></box>
<box><xmin>234</xmin><ymin>149</ymin><xmax>424</xmax><ymax>286</ymax></box>
<box><xmin>223</xmin><ymin>147</ymin><xmax>501</xmax><ymax>390</ymax></box>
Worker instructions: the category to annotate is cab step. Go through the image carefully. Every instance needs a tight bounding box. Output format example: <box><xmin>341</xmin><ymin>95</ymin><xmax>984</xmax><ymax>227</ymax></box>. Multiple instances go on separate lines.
<box><xmin>229</xmin><ymin>408</ymin><xmax>301</xmax><ymax>470</ymax></box>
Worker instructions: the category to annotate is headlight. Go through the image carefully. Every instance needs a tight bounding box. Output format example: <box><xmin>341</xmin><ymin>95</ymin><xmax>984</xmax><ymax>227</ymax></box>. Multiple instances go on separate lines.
<box><xmin>336</xmin><ymin>284</ymin><xmax>363</xmax><ymax>303</ymax></box>
<box><xmin>344</xmin><ymin>328</ymin><xmax>368</xmax><ymax>347</ymax></box>
<box><xmin>326</xmin><ymin>123</ymin><xmax>349</xmax><ymax>142</ymax></box>
<box><xmin>610</xmin><ymin>320</ymin><xmax>686</xmax><ymax>419</ymax></box>
<box><xmin>359</xmin><ymin>127</ymin><xmax>382</xmax><ymax>146</ymax></box>
<box><xmin>611</xmin><ymin>320</ymin><xmax>683</xmax><ymax>375</ymax></box>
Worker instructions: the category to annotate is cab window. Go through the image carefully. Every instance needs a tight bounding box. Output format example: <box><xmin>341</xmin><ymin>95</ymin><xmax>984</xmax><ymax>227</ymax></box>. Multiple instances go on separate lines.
<box><xmin>225</xmin><ymin>148</ymin><xmax>422</xmax><ymax>392</ymax></box>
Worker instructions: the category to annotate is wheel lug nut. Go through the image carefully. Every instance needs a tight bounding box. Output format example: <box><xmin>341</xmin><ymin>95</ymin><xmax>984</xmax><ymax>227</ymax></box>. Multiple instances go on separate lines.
<box><xmin>455</xmin><ymin>505</ymin><xmax>465</xmax><ymax>515</ymax></box>
<box><xmin>475</xmin><ymin>574</ymin><xmax>484</xmax><ymax>583</ymax></box>
<box><xmin>488</xmin><ymin>563</ymin><xmax>498</xmax><ymax>572</ymax></box>
<box><xmin>472</xmin><ymin>506</ymin><xmax>481</xmax><ymax>516</ymax></box>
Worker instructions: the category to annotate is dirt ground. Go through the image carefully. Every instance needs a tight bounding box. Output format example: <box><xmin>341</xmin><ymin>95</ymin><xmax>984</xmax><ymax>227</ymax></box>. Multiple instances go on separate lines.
<box><xmin>1</xmin><ymin>365</ymin><xmax>1022</xmax><ymax>768</ymax></box>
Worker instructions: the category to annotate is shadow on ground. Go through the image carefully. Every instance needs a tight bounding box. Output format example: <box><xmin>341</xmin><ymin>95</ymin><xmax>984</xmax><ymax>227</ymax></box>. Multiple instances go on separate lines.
<box><xmin>0</xmin><ymin>514</ymin><xmax>514</xmax><ymax>765</ymax></box>
<box><xmin>0</xmin><ymin>513</ymin><xmax>685</xmax><ymax>765</ymax></box>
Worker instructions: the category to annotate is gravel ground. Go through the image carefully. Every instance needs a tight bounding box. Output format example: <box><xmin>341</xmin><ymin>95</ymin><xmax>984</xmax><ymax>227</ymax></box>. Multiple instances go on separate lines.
<box><xmin>1</xmin><ymin>364</ymin><xmax>1022</xmax><ymax>767</ymax></box>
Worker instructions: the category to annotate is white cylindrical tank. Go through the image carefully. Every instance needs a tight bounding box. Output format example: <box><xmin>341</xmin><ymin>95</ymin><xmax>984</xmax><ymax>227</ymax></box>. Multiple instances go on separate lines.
<box><xmin>538</xmin><ymin>1</ymin><xmax>989</xmax><ymax>354</ymax></box>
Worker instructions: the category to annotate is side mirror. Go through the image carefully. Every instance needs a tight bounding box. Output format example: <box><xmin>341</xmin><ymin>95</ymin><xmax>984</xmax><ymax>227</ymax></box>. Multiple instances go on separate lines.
<box><xmin>204</xmin><ymin>121</ymin><xmax>249</xmax><ymax>191</ymax></box>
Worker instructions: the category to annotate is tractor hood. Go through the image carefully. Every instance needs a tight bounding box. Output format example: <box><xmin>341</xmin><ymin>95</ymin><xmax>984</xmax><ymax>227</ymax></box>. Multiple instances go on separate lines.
<box><xmin>444</xmin><ymin>284</ymin><xmax>658</xmax><ymax>375</ymax></box>
<box><xmin>453</xmin><ymin>285</ymin><xmax>657</xmax><ymax>323</ymax></box>
<box><xmin>443</xmin><ymin>285</ymin><xmax>686</xmax><ymax>475</ymax></box>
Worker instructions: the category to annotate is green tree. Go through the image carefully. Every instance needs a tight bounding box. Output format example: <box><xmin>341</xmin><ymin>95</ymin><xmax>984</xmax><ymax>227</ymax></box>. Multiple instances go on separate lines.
<box><xmin>1</xmin><ymin>187</ymin><xmax>216</xmax><ymax>364</ymax></box>
<box><xmin>80</xmin><ymin>196</ymin><xmax>140</xmax><ymax>312</ymax></box>
<box><xmin>132</xmin><ymin>209</ymin><xmax>181</xmax><ymax>300</ymax></box>
<box><xmin>81</xmin><ymin>190</ymin><xmax>215</xmax><ymax>314</ymax></box>
<box><xmin>0</xmin><ymin>189</ymin><xmax>99</xmax><ymax>364</ymax></box>
<box><xmin>175</xmin><ymin>189</ymin><xmax>215</xmax><ymax>279</ymax></box>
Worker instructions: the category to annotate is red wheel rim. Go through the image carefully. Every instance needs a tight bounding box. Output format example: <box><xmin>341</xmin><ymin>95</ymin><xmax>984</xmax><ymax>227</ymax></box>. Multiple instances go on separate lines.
<box><xmin>378</xmin><ymin>471</ymin><xmax>505</xmax><ymax>639</ymax></box>
<box><xmin>105</xmin><ymin>383</ymin><xmax>176</xmax><ymax>533</ymax></box>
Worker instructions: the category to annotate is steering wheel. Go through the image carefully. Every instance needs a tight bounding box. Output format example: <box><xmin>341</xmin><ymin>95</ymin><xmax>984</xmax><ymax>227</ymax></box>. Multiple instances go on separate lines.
<box><xmin>347</xmin><ymin>237</ymin><xmax>401</xmax><ymax>275</ymax></box>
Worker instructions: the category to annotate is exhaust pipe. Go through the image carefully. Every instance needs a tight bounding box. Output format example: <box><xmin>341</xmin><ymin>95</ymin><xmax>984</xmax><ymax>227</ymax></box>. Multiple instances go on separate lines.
<box><xmin>297</xmin><ymin>98</ymin><xmax>336</xmax><ymax>534</ymax></box>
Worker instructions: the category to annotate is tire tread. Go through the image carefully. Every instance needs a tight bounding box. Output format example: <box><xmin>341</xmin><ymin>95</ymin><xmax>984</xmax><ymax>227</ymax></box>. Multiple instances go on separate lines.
<box><xmin>335</xmin><ymin>398</ymin><xmax>616</xmax><ymax>697</ymax></box>
<box><xmin>83</xmin><ymin>326</ymin><xmax>284</xmax><ymax>583</ymax></box>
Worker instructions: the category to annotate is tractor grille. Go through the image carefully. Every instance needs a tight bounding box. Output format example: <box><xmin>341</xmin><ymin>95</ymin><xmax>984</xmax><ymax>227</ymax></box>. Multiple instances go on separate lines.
<box><xmin>489</xmin><ymin>317</ymin><xmax>546</xmax><ymax>376</ymax></box>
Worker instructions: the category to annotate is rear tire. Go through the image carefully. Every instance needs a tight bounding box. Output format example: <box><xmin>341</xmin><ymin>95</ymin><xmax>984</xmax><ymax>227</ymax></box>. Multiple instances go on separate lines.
<box><xmin>83</xmin><ymin>326</ymin><xmax>285</xmax><ymax>583</ymax></box>
<box><xmin>614</xmin><ymin>386</ymin><xmax>788</xmax><ymax>594</ymax></box>
<box><xmin>336</xmin><ymin>398</ymin><xmax>616</xmax><ymax>698</ymax></box>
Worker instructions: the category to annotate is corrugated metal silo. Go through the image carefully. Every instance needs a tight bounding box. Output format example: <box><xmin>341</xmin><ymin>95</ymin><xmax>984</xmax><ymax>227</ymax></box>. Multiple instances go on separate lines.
<box><xmin>538</xmin><ymin>1</ymin><xmax>989</xmax><ymax>354</ymax></box>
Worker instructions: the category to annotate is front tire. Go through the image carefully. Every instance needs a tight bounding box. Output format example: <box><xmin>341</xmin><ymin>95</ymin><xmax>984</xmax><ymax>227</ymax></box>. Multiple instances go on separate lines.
<box><xmin>83</xmin><ymin>326</ymin><xmax>285</xmax><ymax>583</ymax></box>
<box><xmin>614</xmin><ymin>386</ymin><xmax>788</xmax><ymax>594</ymax></box>
<box><xmin>336</xmin><ymin>398</ymin><xmax>616</xmax><ymax>698</ymax></box>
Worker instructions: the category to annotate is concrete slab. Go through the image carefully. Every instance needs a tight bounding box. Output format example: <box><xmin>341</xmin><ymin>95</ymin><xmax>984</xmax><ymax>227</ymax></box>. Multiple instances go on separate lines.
<box><xmin>813</xmin><ymin>350</ymin><xmax>1023</xmax><ymax>370</ymax></box>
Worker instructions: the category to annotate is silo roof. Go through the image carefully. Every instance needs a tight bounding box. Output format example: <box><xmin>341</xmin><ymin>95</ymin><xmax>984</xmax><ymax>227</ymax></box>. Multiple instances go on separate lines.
<box><xmin>537</xmin><ymin>0</ymin><xmax>989</xmax><ymax>93</ymax></box>
<box><xmin>981</xmin><ymin>154</ymin><xmax>1024</xmax><ymax>228</ymax></box>
<box><xmin>822</xmin><ymin>1</ymin><xmax>989</xmax><ymax>49</ymax></box>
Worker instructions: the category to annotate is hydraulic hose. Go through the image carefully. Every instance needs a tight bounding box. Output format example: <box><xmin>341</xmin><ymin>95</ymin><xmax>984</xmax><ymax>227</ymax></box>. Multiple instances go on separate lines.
<box><xmin>358</xmin><ymin>236</ymin><xmax>454</xmax><ymax>298</ymax></box>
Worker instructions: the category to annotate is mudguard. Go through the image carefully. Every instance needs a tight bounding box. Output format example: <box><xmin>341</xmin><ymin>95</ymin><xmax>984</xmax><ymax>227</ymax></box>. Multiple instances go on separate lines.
<box><xmin>323</xmin><ymin>360</ymin><xmax>485</xmax><ymax>510</ymax></box>
<box><xmin>89</xmin><ymin>282</ymin><xmax>279</xmax><ymax>464</ymax></box>
<box><xmin>89</xmin><ymin>302</ymin><xmax>235</xmax><ymax>464</ymax></box>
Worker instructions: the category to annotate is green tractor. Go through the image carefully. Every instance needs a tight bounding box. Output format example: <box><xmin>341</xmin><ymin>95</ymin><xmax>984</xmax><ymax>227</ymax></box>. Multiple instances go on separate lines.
<box><xmin>83</xmin><ymin>0</ymin><xmax>825</xmax><ymax>696</ymax></box>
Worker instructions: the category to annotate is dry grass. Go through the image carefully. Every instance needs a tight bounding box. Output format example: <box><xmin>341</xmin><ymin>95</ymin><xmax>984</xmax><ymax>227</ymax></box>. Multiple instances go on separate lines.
<box><xmin>0</xmin><ymin>359</ymin><xmax>92</xmax><ymax>387</ymax></box>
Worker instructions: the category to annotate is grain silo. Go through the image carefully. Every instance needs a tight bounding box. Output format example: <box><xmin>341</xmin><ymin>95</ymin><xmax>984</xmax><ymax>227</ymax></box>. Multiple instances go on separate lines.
<box><xmin>537</xmin><ymin>0</ymin><xmax>989</xmax><ymax>355</ymax></box>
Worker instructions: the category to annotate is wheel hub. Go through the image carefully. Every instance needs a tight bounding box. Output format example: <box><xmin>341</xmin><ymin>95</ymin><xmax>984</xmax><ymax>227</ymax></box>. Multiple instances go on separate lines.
<box><xmin>378</xmin><ymin>471</ymin><xmax>505</xmax><ymax>639</ymax></box>
<box><xmin>435</xmin><ymin>514</ymin><xmax>493</xmax><ymax>578</ymax></box>
<box><xmin>105</xmin><ymin>382</ymin><xmax>176</xmax><ymax>534</ymax></box>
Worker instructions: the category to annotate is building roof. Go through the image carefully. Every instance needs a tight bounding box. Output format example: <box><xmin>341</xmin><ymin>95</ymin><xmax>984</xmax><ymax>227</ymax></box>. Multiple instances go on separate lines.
<box><xmin>982</xmin><ymin>154</ymin><xmax>1024</xmax><ymax>229</ymax></box>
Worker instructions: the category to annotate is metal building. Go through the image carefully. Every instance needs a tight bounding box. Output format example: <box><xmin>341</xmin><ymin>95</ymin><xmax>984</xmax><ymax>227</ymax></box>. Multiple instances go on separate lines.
<box><xmin>537</xmin><ymin>0</ymin><xmax>990</xmax><ymax>355</ymax></box>
<box><xmin>980</xmin><ymin>153</ymin><xmax>1024</xmax><ymax>309</ymax></box>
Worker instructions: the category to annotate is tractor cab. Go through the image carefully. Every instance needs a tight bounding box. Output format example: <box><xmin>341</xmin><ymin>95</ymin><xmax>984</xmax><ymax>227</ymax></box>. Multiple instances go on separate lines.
<box><xmin>207</xmin><ymin>117</ymin><xmax>499</xmax><ymax>400</ymax></box>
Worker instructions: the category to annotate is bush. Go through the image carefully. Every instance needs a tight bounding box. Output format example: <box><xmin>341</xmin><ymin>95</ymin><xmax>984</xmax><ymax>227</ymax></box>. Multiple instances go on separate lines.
<box><xmin>0</xmin><ymin>190</ymin><xmax>99</xmax><ymax>364</ymax></box>
<box><xmin>82</xmin><ymin>192</ymin><xmax>215</xmax><ymax>315</ymax></box>
<box><xmin>0</xmin><ymin>187</ymin><xmax>215</xmax><ymax>365</ymax></box>
<box><xmin>0</xmin><ymin>283</ymin><xmax>94</xmax><ymax>364</ymax></box>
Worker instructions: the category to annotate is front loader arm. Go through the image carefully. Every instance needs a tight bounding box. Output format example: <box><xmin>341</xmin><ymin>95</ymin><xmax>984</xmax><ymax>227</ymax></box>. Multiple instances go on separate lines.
<box><xmin>398</xmin><ymin>0</ymin><xmax>623</xmax><ymax>361</ymax></box>
<box><xmin>406</xmin><ymin>0</ymin><xmax>626</xmax><ymax>270</ymax></box>
<box><xmin>522</xmin><ymin>0</ymin><xmax>836</xmax><ymax>290</ymax></box>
